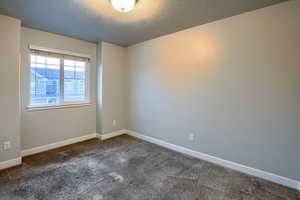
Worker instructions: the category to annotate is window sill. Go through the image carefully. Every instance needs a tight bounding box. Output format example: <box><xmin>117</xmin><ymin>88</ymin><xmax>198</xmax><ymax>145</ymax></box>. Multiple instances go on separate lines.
<box><xmin>26</xmin><ymin>103</ymin><xmax>92</xmax><ymax>112</ymax></box>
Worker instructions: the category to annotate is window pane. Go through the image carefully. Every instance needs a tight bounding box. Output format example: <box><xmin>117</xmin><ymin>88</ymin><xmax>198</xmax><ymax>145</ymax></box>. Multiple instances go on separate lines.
<box><xmin>64</xmin><ymin>66</ymin><xmax>75</xmax><ymax>79</ymax></box>
<box><xmin>75</xmin><ymin>61</ymin><xmax>85</xmax><ymax>80</ymax></box>
<box><xmin>64</xmin><ymin>60</ymin><xmax>86</xmax><ymax>102</ymax></box>
<box><xmin>31</xmin><ymin>55</ymin><xmax>36</xmax><ymax>63</ymax></box>
<box><xmin>76</xmin><ymin>61</ymin><xmax>85</xmax><ymax>67</ymax></box>
<box><xmin>36</xmin><ymin>56</ymin><xmax>46</xmax><ymax>64</ymax></box>
<box><xmin>30</xmin><ymin>55</ymin><xmax>60</xmax><ymax>105</ymax></box>
<box><xmin>64</xmin><ymin>79</ymin><xmax>85</xmax><ymax>101</ymax></box>
<box><xmin>47</xmin><ymin>57</ymin><xmax>60</xmax><ymax>65</ymax></box>
<box><xmin>64</xmin><ymin>59</ymin><xmax>75</xmax><ymax>66</ymax></box>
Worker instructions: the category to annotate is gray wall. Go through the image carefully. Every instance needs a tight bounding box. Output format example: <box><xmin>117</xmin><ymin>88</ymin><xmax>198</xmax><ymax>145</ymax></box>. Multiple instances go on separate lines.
<box><xmin>126</xmin><ymin>0</ymin><xmax>300</xmax><ymax>181</ymax></box>
<box><xmin>96</xmin><ymin>42</ymin><xmax>103</xmax><ymax>134</ymax></box>
<box><xmin>20</xmin><ymin>27</ymin><xmax>97</xmax><ymax>150</ymax></box>
<box><xmin>101</xmin><ymin>42</ymin><xmax>126</xmax><ymax>134</ymax></box>
<box><xmin>0</xmin><ymin>15</ymin><xmax>21</xmax><ymax>162</ymax></box>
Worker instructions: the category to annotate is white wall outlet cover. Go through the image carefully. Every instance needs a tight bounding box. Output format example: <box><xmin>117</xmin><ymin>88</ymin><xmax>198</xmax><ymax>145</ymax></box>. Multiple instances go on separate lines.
<box><xmin>189</xmin><ymin>133</ymin><xmax>195</xmax><ymax>141</ymax></box>
<box><xmin>113</xmin><ymin>120</ymin><xmax>117</xmax><ymax>126</ymax></box>
<box><xmin>3</xmin><ymin>141</ymin><xmax>11</xmax><ymax>151</ymax></box>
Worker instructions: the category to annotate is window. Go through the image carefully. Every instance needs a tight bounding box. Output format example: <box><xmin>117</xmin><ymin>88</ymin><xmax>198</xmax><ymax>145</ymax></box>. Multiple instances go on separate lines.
<box><xmin>30</xmin><ymin>49</ymin><xmax>90</xmax><ymax>107</ymax></box>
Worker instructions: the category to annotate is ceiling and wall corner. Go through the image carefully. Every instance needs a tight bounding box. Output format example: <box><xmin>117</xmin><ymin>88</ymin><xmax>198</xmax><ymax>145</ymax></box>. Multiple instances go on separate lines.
<box><xmin>101</xmin><ymin>42</ymin><xmax>127</xmax><ymax>134</ymax></box>
<box><xmin>0</xmin><ymin>0</ymin><xmax>288</xmax><ymax>46</ymax></box>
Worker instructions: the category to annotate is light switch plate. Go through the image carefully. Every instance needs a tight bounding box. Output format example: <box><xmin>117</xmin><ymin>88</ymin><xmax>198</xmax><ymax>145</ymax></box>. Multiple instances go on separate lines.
<box><xmin>3</xmin><ymin>141</ymin><xmax>11</xmax><ymax>151</ymax></box>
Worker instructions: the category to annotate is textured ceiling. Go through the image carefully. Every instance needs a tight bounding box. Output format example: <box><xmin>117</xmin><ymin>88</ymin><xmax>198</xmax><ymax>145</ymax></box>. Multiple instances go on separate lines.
<box><xmin>0</xmin><ymin>0</ymin><xmax>287</xmax><ymax>46</ymax></box>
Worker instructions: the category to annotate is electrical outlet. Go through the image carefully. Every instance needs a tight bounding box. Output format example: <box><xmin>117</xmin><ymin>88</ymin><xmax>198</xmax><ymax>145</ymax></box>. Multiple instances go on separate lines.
<box><xmin>113</xmin><ymin>120</ymin><xmax>117</xmax><ymax>127</ymax></box>
<box><xmin>3</xmin><ymin>141</ymin><xmax>11</xmax><ymax>151</ymax></box>
<box><xmin>189</xmin><ymin>133</ymin><xmax>195</xmax><ymax>141</ymax></box>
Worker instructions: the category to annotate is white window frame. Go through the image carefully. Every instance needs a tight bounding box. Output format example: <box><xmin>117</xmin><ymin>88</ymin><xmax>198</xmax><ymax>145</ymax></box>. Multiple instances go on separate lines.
<box><xmin>27</xmin><ymin>45</ymin><xmax>92</xmax><ymax>111</ymax></box>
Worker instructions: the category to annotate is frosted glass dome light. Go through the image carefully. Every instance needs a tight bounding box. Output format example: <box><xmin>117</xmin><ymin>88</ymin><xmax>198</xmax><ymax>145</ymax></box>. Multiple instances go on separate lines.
<box><xmin>111</xmin><ymin>0</ymin><xmax>136</xmax><ymax>12</ymax></box>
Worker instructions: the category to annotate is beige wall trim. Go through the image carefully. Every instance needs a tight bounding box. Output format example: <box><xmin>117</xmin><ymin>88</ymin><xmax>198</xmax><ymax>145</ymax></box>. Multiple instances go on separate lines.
<box><xmin>97</xmin><ymin>129</ymin><xmax>127</xmax><ymax>141</ymax></box>
<box><xmin>0</xmin><ymin>157</ymin><xmax>22</xmax><ymax>170</ymax></box>
<box><xmin>21</xmin><ymin>133</ymin><xmax>97</xmax><ymax>157</ymax></box>
<box><xmin>126</xmin><ymin>130</ymin><xmax>300</xmax><ymax>191</ymax></box>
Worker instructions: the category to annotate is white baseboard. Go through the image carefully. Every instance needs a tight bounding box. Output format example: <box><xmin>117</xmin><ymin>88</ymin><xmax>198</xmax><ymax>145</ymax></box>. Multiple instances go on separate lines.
<box><xmin>21</xmin><ymin>133</ymin><xmax>97</xmax><ymax>157</ymax></box>
<box><xmin>126</xmin><ymin>130</ymin><xmax>300</xmax><ymax>191</ymax></box>
<box><xmin>97</xmin><ymin>129</ymin><xmax>127</xmax><ymax>141</ymax></box>
<box><xmin>0</xmin><ymin>157</ymin><xmax>22</xmax><ymax>170</ymax></box>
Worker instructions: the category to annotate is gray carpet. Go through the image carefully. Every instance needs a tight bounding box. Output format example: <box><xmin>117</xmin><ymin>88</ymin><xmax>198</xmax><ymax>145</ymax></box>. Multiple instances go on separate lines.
<box><xmin>0</xmin><ymin>135</ymin><xmax>299</xmax><ymax>200</ymax></box>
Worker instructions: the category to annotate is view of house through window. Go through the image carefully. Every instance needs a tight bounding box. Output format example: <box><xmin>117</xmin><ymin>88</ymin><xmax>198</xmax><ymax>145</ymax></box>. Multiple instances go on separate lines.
<box><xmin>30</xmin><ymin>53</ymin><xmax>88</xmax><ymax>106</ymax></box>
<box><xmin>64</xmin><ymin>59</ymin><xmax>86</xmax><ymax>102</ymax></box>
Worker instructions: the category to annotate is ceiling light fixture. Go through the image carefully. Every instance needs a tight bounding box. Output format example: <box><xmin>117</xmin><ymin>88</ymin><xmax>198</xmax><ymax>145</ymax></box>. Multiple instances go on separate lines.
<box><xmin>110</xmin><ymin>0</ymin><xmax>136</xmax><ymax>12</ymax></box>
